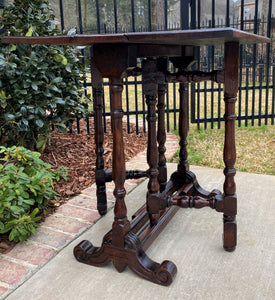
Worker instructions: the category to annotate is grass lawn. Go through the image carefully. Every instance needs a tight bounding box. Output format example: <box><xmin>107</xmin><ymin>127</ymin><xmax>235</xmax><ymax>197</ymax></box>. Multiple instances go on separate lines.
<box><xmin>171</xmin><ymin>123</ymin><xmax>275</xmax><ymax>175</ymax></box>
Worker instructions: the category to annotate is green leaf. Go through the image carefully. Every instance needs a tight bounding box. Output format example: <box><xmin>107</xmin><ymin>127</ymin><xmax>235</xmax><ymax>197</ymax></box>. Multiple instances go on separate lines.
<box><xmin>54</xmin><ymin>53</ymin><xmax>68</xmax><ymax>66</ymax></box>
<box><xmin>26</xmin><ymin>26</ymin><xmax>33</xmax><ymax>37</ymax></box>
<box><xmin>30</xmin><ymin>208</ymin><xmax>39</xmax><ymax>218</ymax></box>
<box><xmin>0</xmin><ymin>222</ymin><xmax>4</xmax><ymax>231</ymax></box>
<box><xmin>35</xmin><ymin>119</ymin><xmax>44</xmax><ymax>128</ymax></box>
<box><xmin>52</xmin><ymin>77</ymin><xmax>63</xmax><ymax>84</ymax></box>
<box><xmin>23</xmin><ymin>199</ymin><xmax>35</xmax><ymax>205</ymax></box>
<box><xmin>56</xmin><ymin>99</ymin><xmax>65</xmax><ymax>105</ymax></box>
<box><xmin>10</xmin><ymin>44</ymin><xmax>17</xmax><ymax>52</ymax></box>
<box><xmin>65</xmin><ymin>64</ymin><xmax>71</xmax><ymax>72</ymax></box>
<box><xmin>31</xmin><ymin>82</ymin><xmax>38</xmax><ymax>91</ymax></box>
<box><xmin>36</xmin><ymin>135</ymin><xmax>48</xmax><ymax>152</ymax></box>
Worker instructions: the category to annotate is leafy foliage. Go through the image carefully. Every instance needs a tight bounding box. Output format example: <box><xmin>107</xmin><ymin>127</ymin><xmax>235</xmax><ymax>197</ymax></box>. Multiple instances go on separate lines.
<box><xmin>0</xmin><ymin>0</ymin><xmax>89</xmax><ymax>150</ymax></box>
<box><xmin>0</xmin><ymin>146</ymin><xmax>67</xmax><ymax>242</ymax></box>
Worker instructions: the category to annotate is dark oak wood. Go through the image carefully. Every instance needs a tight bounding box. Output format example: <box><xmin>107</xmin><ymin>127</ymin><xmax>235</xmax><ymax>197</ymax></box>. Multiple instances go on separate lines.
<box><xmin>157</xmin><ymin>82</ymin><xmax>167</xmax><ymax>192</ymax></box>
<box><xmin>91</xmin><ymin>57</ymin><xmax>107</xmax><ymax>216</ymax></box>
<box><xmin>2</xmin><ymin>28</ymin><xmax>269</xmax><ymax>46</ymax></box>
<box><xmin>3</xmin><ymin>28</ymin><xmax>269</xmax><ymax>286</ymax></box>
<box><xmin>222</xmin><ymin>42</ymin><xmax>239</xmax><ymax>252</ymax></box>
<box><xmin>143</xmin><ymin>59</ymin><xmax>161</xmax><ymax>226</ymax></box>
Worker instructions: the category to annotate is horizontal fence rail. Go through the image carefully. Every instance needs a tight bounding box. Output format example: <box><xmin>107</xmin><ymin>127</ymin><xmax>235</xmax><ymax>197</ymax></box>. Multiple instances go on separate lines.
<box><xmin>53</xmin><ymin>0</ymin><xmax>274</xmax><ymax>133</ymax></box>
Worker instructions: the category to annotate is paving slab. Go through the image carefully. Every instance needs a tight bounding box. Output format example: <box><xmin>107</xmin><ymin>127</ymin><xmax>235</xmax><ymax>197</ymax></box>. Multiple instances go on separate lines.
<box><xmin>3</xmin><ymin>165</ymin><xmax>275</xmax><ymax>300</ymax></box>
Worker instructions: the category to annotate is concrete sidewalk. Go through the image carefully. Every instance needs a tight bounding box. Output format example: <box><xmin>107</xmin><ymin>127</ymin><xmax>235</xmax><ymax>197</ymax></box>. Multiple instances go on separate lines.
<box><xmin>3</xmin><ymin>165</ymin><xmax>275</xmax><ymax>300</ymax></box>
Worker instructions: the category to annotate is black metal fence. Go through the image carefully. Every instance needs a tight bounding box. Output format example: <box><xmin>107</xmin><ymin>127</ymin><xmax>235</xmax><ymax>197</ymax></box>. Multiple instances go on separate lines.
<box><xmin>55</xmin><ymin>0</ymin><xmax>274</xmax><ymax>132</ymax></box>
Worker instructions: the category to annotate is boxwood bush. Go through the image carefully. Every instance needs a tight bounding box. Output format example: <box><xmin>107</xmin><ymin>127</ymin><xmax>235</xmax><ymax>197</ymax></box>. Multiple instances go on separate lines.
<box><xmin>0</xmin><ymin>0</ymin><xmax>89</xmax><ymax>150</ymax></box>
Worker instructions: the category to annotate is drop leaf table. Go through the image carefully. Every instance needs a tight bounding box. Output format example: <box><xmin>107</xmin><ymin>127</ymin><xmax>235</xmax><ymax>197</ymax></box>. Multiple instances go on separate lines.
<box><xmin>2</xmin><ymin>28</ymin><xmax>269</xmax><ymax>286</ymax></box>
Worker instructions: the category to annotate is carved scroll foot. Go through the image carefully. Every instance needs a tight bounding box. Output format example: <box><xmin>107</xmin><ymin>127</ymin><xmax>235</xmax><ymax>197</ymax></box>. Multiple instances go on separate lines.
<box><xmin>74</xmin><ymin>232</ymin><xmax>112</xmax><ymax>267</ymax></box>
<box><xmin>74</xmin><ymin>231</ymin><xmax>177</xmax><ymax>286</ymax></box>
<box><xmin>125</xmin><ymin>232</ymin><xmax>177</xmax><ymax>286</ymax></box>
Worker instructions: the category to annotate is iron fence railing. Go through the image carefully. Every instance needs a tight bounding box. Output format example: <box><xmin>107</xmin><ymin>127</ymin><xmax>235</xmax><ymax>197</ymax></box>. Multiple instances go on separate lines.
<box><xmin>54</xmin><ymin>0</ymin><xmax>274</xmax><ymax>132</ymax></box>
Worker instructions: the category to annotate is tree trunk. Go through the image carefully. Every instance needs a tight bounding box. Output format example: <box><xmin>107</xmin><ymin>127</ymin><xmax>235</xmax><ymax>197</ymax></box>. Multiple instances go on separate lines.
<box><xmin>151</xmin><ymin>0</ymin><xmax>165</xmax><ymax>30</ymax></box>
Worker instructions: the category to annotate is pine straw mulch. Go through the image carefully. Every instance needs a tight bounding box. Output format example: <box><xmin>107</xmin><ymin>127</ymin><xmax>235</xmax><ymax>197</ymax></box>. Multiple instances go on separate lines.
<box><xmin>0</xmin><ymin>119</ymin><xmax>147</xmax><ymax>254</ymax></box>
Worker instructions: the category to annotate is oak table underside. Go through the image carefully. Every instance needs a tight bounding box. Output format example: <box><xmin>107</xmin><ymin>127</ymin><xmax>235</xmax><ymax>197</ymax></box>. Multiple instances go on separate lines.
<box><xmin>2</xmin><ymin>28</ymin><xmax>269</xmax><ymax>286</ymax></box>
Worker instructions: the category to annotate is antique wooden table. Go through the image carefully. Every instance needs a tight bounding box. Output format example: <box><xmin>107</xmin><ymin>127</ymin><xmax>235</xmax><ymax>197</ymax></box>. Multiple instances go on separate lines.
<box><xmin>2</xmin><ymin>28</ymin><xmax>269</xmax><ymax>286</ymax></box>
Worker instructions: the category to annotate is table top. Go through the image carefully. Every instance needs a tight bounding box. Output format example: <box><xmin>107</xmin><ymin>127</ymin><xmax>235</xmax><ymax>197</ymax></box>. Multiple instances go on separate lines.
<box><xmin>1</xmin><ymin>28</ymin><xmax>270</xmax><ymax>46</ymax></box>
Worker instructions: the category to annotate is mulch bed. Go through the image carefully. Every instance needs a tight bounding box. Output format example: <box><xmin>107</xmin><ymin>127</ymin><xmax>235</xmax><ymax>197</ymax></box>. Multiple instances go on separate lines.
<box><xmin>0</xmin><ymin>119</ymin><xmax>147</xmax><ymax>254</ymax></box>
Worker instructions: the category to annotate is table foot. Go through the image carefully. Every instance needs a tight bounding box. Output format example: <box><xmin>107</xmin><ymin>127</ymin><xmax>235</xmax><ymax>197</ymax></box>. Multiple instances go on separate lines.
<box><xmin>223</xmin><ymin>214</ymin><xmax>237</xmax><ymax>252</ymax></box>
<box><xmin>74</xmin><ymin>231</ymin><xmax>177</xmax><ymax>286</ymax></box>
<box><xmin>96</xmin><ymin>185</ymin><xmax>108</xmax><ymax>216</ymax></box>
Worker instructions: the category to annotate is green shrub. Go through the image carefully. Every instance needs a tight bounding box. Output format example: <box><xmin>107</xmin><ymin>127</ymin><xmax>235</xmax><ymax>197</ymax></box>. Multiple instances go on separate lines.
<box><xmin>0</xmin><ymin>145</ymin><xmax>67</xmax><ymax>242</ymax></box>
<box><xmin>0</xmin><ymin>0</ymin><xmax>90</xmax><ymax>150</ymax></box>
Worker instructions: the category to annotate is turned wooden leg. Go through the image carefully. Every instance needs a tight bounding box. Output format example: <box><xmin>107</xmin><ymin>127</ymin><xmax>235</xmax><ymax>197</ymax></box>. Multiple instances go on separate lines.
<box><xmin>109</xmin><ymin>78</ymin><xmax>131</xmax><ymax>270</ymax></box>
<box><xmin>146</xmin><ymin>93</ymin><xmax>160</xmax><ymax>225</ymax></box>
<box><xmin>93</xmin><ymin>86</ymin><xmax>107</xmax><ymax>215</ymax></box>
<box><xmin>91</xmin><ymin>59</ymin><xmax>107</xmax><ymax>216</ymax></box>
<box><xmin>223</xmin><ymin>42</ymin><xmax>238</xmax><ymax>252</ymax></box>
<box><xmin>178</xmin><ymin>82</ymin><xmax>190</xmax><ymax>179</ymax></box>
<box><xmin>157</xmin><ymin>83</ymin><xmax>167</xmax><ymax>192</ymax></box>
<box><xmin>142</xmin><ymin>59</ymin><xmax>160</xmax><ymax>226</ymax></box>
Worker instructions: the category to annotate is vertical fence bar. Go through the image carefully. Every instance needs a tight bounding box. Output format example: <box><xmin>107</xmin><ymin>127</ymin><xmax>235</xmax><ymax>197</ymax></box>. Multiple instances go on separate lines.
<box><xmin>203</xmin><ymin>55</ymin><xmax>208</xmax><ymax>129</ymax></box>
<box><xmin>258</xmin><ymin>57</ymin><xmax>264</xmax><ymax>126</ymax></box>
<box><xmin>217</xmin><ymin>56</ymin><xmax>222</xmax><ymax>129</ymax></box>
<box><xmin>197</xmin><ymin>0</ymin><xmax>201</xmax><ymax>29</ymax></box>
<box><xmin>191</xmin><ymin>0</ymin><xmax>196</xmax><ymax>29</ymax></box>
<box><xmin>196</xmin><ymin>0</ymin><xmax>201</xmax><ymax>130</ymax></box>
<box><xmin>237</xmin><ymin>0</ymin><xmax>245</xmax><ymax>127</ymax></box>
<box><xmin>251</xmin><ymin>0</ymin><xmax>259</xmax><ymax>126</ymax></box>
<box><xmin>96</xmin><ymin>0</ymin><xmax>101</xmax><ymax>34</ymax></box>
<box><xmin>131</xmin><ymin>0</ymin><xmax>135</xmax><ymax>32</ymax></box>
<box><xmin>142</xmin><ymin>89</ymin><xmax>146</xmax><ymax>133</ymax></box>
<box><xmin>210</xmin><ymin>0</ymin><xmax>215</xmax><ymax>128</ymax></box>
<box><xmin>190</xmin><ymin>0</ymin><xmax>196</xmax><ymax>129</ymax></box>
<box><xmin>265</xmin><ymin>44</ymin><xmax>271</xmax><ymax>125</ymax></box>
<box><xmin>264</xmin><ymin>0</ymin><xmax>272</xmax><ymax>125</ymax></box>
<box><xmin>148</xmin><ymin>0</ymin><xmax>152</xmax><ymax>31</ymax></box>
<box><xmin>166</xmin><ymin>83</ymin><xmax>170</xmax><ymax>132</ymax></box>
<box><xmin>113</xmin><ymin>0</ymin><xmax>118</xmax><ymax>33</ymax></box>
<box><xmin>134</xmin><ymin>78</ymin><xmax>139</xmax><ymax>134</ymax></box>
<box><xmin>245</xmin><ymin>57</ymin><xmax>250</xmax><ymax>127</ymax></box>
<box><xmin>211</xmin><ymin>0</ymin><xmax>215</xmax><ymax>28</ymax></box>
<box><xmin>125</xmin><ymin>78</ymin><xmax>130</xmax><ymax>133</ymax></box>
<box><xmin>77</xmin><ymin>0</ymin><xmax>83</xmax><ymax>33</ymax></box>
<box><xmin>226</xmin><ymin>0</ymin><xmax>230</xmax><ymax>27</ymax></box>
<box><xmin>180</xmin><ymin>0</ymin><xmax>189</xmax><ymax>30</ymax></box>
<box><xmin>272</xmin><ymin>57</ymin><xmax>275</xmax><ymax>125</ymax></box>
<box><xmin>59</xmin><ymin>0</ymin><xmax>65</xmax><ymax>31</ymax></box>
<box><xmin>173</xmin><ymin>81</ymin><xmax>177</xmax><ymax>131</ymax></box>
<box><xmin>240</xmin><ymin>0</ymin><xmax>244</xmax><ymax>30</ymax></box>
<box><xmin>102</xmin><ymin>85</ymin><xmax>107</xmax><ymax>133</ymax></box>
<box><xmin>164</xmin><ymin>0</ymin><xmax>168</xmax><ymax>30</ymax></box>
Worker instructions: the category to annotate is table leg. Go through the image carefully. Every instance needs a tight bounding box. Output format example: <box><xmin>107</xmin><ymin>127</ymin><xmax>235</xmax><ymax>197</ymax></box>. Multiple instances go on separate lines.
<box><xmin>146</xmin><ymin>91</ymin><xmax>160</xmax><ymax>226</ymax></box>
<box><xmin>93</xmin><ymin>86</ymin><xmax>108</xmax><ymax>215</ymax></box>
<box><xmin>91</xmin><ymin>58</ymin><xmax>107</xmax><ymax>216</ymax></box>
<box><xmin>223</xmin><ymin>42</ymin><xmax>238</xmax><ymax>251</ymax></box>
<box><xmin>157</xmin><ymin>83</ymin><xmax>167</xmax><ymax>192</ymax></box>
<box><xmin>109</xmin><ymin>78</ymin><xmax>131</xmax><ymax>271</ymax></box>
